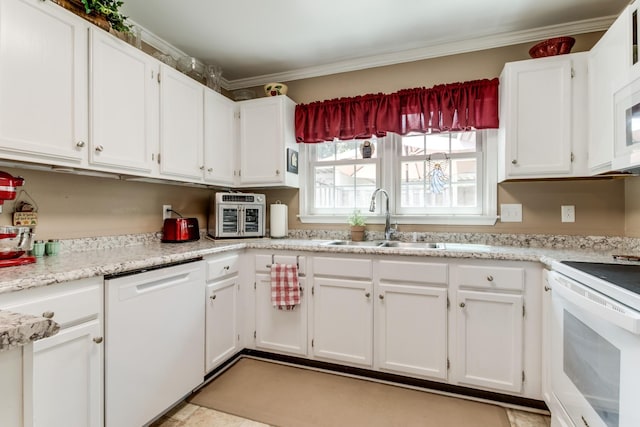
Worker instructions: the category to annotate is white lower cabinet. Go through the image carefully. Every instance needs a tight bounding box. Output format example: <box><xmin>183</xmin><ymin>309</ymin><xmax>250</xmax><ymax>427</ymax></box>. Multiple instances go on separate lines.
<box><xmin>205</xmin><ymin>253</ymin><xmax>241</xmax><ymax>372</ymax></box>
<box><xmin>0</xmin><ymin>347</ymin><xmax>25</xmax><ymax>427</ymax></box>
<box><xmin>311</xmin><ymin>257</ymin><xmax>373</xmax><ymax>367</ymax></box>
<box><xmin>450</xmin><ymin>261</ymin><xmax>541</xmax><ymax>398</ymax></box>
<box><xmin>254</xmin><ymin>254</ymin><xmax>307</xmax><ymax>356</ymax></box>
<box><xmin>0</xmin><ymin>277</ymin><xmax>103</xmax><ymax>427</ymax></box>
<box><xmin>374</xmin><ymin>260</ymin><xmax>448</xmax><ymax>380</ymax></box>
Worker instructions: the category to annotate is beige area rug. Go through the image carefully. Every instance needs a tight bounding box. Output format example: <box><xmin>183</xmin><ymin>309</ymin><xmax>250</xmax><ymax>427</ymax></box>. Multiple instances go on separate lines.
<box><xmin>189</xmin><ymin>358</ymin><xmax>511</xmax><ymax>427</ymax></box>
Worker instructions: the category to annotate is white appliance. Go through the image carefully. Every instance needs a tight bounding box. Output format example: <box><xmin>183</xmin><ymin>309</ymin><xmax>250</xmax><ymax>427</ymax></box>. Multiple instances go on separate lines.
<box><xmin>208</xmin><ymin>192</ymin><xmax>265</xmax><ymax>238</ymax></box>
<box><xmin>104</xmin><ymin>260</ymin><xmax>205</xmax><ymax>427</ymax></box>
<box><xmin>613</xmin><ymin>75</ymin><xmax>640</xmax><ymax>171</ymax></box>
<box><xmin>548</xmin><ymin>262</ymin><xmax>640</xmax><ymax>427</ymax></box>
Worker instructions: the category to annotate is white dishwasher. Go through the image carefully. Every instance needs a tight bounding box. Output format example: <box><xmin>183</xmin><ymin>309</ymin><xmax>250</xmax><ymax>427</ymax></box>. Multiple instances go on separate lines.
<box><xmin>104</xmin><ymin>259</ymin><xmax>205</xmax><ymax>427</ymax></box>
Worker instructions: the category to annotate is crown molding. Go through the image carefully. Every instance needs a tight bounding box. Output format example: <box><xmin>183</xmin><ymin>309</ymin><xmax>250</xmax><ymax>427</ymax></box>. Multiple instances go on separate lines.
<box><xmin>226</xmin><ymin>15</ymin><xmax>615</xmax><ymax>90</ymax></box>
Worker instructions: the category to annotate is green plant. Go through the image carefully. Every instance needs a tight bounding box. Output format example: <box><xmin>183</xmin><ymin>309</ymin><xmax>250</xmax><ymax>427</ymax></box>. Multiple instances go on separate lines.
<box><xmin>348</xmin><ymin>209</ymin><xmax>366</xmax><ymax>227</ymax></box>
<box><xmin>81</xmin><ymin>0</ymin><xmax>130</xmax><ymax>32</ymax></box>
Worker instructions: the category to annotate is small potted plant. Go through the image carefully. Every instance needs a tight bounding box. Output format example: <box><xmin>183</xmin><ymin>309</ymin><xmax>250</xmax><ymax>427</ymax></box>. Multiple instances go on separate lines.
<box><xmin>348</xmin><ymin>209</ymin><xmax>366</xmax><ymax>242</ymax></box>
<box><xmin>54</xmin><ymin>0</ymin><xmax>131</xmax><ymax>33</ymax></box>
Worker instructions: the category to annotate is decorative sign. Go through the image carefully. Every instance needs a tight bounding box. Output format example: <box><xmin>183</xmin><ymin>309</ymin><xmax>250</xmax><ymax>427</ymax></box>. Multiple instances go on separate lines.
<box><xmin>287</xmin><ymin>148</ymin><xmax>298</xmax><ymax>174</ymax></box>
<box><xmin>13</xmin><ymin>211</ymin><xmax>38</xmax><ymax>226</ymax></box>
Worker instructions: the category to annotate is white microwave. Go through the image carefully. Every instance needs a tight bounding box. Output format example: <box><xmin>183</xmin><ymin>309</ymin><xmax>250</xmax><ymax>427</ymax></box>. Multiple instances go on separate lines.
<box><xmin>613</xmin><ymin>75</ymin><xmax>640</xmax><ymax>171</ymax></box>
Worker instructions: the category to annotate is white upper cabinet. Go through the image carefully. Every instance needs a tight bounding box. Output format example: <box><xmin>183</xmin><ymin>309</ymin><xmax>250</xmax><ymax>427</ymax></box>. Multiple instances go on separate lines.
<box><xmin>498</xmin><ymin>53</ymin><xmax>588</xmax><ymax>181</ymax></box>
<box><xmin>204</xmin><ymin>89</ymin><xmax>237</xmax><ymax>186</ymax></box>
<box><xmin>89</xmin><ymin>28</ymin><xmax>158</xmax><ymax>175</ymax></box>
<box><xmin>588</xmin><ymin>7</ymin><xmax>630</xmax><ymax>174</ymax></box>
<box><xmin>238</xmin><ymin>96</ymin><xmax>299</xmax><ymax>188</ymax></box>
<box><xmin>158</xmin><ymin>64</ymin><xmax>204</xmax><ymax>182</ymax></box>
<box><xmin>0</xmin><ymin>0</ymin><xmax>88</xmax><ymax>167</ymax></box>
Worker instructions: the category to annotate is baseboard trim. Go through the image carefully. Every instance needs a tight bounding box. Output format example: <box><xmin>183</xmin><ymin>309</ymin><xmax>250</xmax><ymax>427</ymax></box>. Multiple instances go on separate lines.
<box><xmin>234</xmin><ymin>349</ymin><xmax>548</xmax><ymax>412</ymax></box>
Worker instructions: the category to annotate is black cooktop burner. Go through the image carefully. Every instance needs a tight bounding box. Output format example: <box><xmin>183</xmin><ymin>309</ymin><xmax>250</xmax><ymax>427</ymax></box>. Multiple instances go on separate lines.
<box><xmin>562</xmin><ymin>261</ymin><xmax>640</xmax><ymax>296</ymax></box>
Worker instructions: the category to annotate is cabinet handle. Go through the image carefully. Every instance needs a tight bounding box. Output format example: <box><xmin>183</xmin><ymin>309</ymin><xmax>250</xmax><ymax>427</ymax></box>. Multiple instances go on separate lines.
<box><xmin>365</xmin><ymin>292</ymin><xmax>371</xmax><ymax>298</ymax></box>
<box><xmin>42</xmin><ymin>311</ymin><xmax>54</xmax><ymax>319</ymax></box>
<box><xmin>223</xmin><ymin>265</ymin><xmax>230</xmax><ymax>270</ymax></box>
<box><xmin>207</xmin><ymin>168</ymin><xmax>213</xmax><ymax>172</ymax></box>
<box><xmin>93</xmin><ymin>337</ymin><xmax>103</xmax><ymax>344</ymax></box>
<box><xmin>459</xmin><ymin>302</ymin><xmax>466</xmax><ymax>308</ymax></box>
<box><xmin>76</xmin><ymin>141</ymin><xmax>86</xmax><ymax>148</ymax></box>
<box><xmin>95</xmin><ymin>145</ymin><xmax>104</xmax><ymax>152</ymax></box>
<box><xmin>275</xmin><ymin>169</ymin><xmax>280</xmax><ymax>175</ymax></box>
<box><xmin>378</xmin><ymin>294</ymin><xmax>384</xmax><ymax>300</ymax></box>
<box><xmin>511</xmin><ymin>159</ymin><xmax>517</xmax><ymax>165</ymax></box>
<box><xmin>544</xmin><ymin>285</ymin><xmax>551</xmax><ymax>292</ymax></box>
<box><xmin>210</xmin><ymin>294</ymin><xmax>217</xmax><ymax>300</ymax></box>
<box><xmin>200</xmin><ymin>165</ymin><xmax>205</xmax><ymax>170</ymax></box>
<box><xmin>486</xmin><ymin>275</ymin><xmax>494</xmax><ymax>282</ymax></box>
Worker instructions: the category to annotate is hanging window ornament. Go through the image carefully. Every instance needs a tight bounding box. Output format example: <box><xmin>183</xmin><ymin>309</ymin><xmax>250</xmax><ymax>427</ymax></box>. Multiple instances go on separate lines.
<box><xmin>360</xmin><ymin>140</ymin><xmax>374</xmax><ymax>159</ymax></box>
<box><xmin>427</xmin><ymin>152</ymin><xmax>449</xmax><ymax>195</ymax></box>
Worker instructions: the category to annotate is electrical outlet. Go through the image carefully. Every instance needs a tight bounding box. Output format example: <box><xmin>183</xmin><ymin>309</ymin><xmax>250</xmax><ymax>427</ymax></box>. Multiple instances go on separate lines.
<box><xmin>500</xmin><ymin>203</ymin><xmax>522</xmax><ymax>222</ymax></box>
<box><xmin>561</xmin><ymin>205</ymin><xmax>575</xmax><ymax>223</ymax></box>
<box><xmin>162</xmin><ymin>204</ymin><xmax>172</xmax><ymax>221</ymax></box>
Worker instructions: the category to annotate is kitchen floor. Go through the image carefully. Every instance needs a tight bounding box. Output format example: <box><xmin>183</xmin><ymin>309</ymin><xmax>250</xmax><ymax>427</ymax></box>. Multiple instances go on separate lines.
<box><xmin>151</xmin><ymin>401</ymin><xmax>551</xmax><ymax>427</ymax></box>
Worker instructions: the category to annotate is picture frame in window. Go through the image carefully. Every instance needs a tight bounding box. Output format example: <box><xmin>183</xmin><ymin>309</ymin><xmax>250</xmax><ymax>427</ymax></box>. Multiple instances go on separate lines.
<box><xmin>287</xmin><ymin>148</ymin><xmax>299</xmax><ymax>174</ymax></box>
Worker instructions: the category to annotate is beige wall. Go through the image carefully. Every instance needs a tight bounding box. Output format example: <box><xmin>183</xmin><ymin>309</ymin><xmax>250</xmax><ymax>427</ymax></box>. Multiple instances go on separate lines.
<box><xmin>2</xmin><ymin>31</ymin><xmax>629</xmax><ymax>239</ymax></box>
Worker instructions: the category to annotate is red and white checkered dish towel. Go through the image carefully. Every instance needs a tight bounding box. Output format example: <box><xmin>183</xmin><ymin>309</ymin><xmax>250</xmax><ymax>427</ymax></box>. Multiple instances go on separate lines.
<box><xmin>271</xmin><ymin>263</ymin><xmax>300</xmax><ymax>310</ymax></box>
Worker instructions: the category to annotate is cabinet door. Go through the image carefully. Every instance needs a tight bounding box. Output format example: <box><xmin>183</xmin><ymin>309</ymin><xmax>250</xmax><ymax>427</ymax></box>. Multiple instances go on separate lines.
<box><xmin>588</xmin><ymin>9</ymin><xmax>629</xmax><ymax>174</ymax></box>
<box><xmin>312</xmin><ymin>277</ymin><xmax>373</xmax><ymax>367</ymax></box>
<box><xmin>453</xmin><ymin>290</ymin><xmax>523</xmax><ymax>393</ymax></box>
<box><xmin>28</xmin><ymin>320</ymin><xmax>103</xmax><ymax>427</ymax></box>
<box><xmin>0</xmin><ymin>348</ymin><xmax>24</xmax><ymax>427</ymax></box>
<box><xmin>376</xmin><ymin>283</ymin><xmax>448</xmax><ymax>380</ymax></box>
<box><xmin>500</xmin><ymin>57</ymin><xmax>572</xmax><ymax>178</ymax></box>
<box><xmin>204</xmin><ymin>89</ymin><xmax>237</xmax><ymax>186</ymax></box>
<box><xmin>205</xmin><ymin>276</ymin><xmax>239</xmax><ymax>372</ymax></box>
<box><xmin>255</xmin><ymin>273</ymin><xmax>307</xmax><ymax>356</ymax></box>
<box><xmin>159</xmin><ymin>65</ymin><xmax>204</xmax><ymax>181</ymax></box>
<box><xmin>239</xmin><ymin>97</ymin><xmax>287</xmax><ymax>185</ymax></box>
<box><xmin>0</xmin><ymin>0</ymin><xmax>88</xmax><ymax>166</ymax></box>
<box><xmin>89</xmin><ymin>28</ymin><xmax>158</xmax><ymax>174</ymax></box>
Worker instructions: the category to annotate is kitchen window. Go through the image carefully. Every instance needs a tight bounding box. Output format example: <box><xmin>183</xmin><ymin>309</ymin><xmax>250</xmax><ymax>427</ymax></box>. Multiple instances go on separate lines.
<box><xmin>299</xmin><ymin>130</ymin><xmax>498</xmax><ymax>225</ymax></box>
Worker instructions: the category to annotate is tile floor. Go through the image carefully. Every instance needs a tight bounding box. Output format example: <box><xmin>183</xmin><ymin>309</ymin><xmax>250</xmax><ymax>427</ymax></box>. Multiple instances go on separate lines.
<box><xmin>151</xmin><ymin>401</ymin><xmax>551</xmax><ymax>427</ymax></box>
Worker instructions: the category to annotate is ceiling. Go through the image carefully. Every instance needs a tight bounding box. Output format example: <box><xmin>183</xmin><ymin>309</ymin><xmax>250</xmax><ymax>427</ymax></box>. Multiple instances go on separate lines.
<box><xmin>121</xmin><ymin>0</ymin><xmax>628</xmax><ymax>89</ymax></box>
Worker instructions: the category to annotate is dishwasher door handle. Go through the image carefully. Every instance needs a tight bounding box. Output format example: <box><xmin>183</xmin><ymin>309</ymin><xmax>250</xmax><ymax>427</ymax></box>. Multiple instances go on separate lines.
<box><xmin>116</xmin><ymin>272</ymin><xmax>192</xmax><ymax>300</ymax></box>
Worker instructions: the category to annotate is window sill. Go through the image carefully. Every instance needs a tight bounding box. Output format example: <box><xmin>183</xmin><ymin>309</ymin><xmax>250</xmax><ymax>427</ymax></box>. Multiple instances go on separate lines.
<box><xmin>298</xmin><ymin>214</ymin><xmax>499</xmax><ymax>226</ymax></box>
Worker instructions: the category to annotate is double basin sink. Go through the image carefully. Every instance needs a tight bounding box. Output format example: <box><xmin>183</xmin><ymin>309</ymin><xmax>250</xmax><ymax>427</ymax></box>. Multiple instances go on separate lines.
<box><xmin>322</xmin><ymin>240</ymin><xmax>491</xmax><ymax>251</ymax></box>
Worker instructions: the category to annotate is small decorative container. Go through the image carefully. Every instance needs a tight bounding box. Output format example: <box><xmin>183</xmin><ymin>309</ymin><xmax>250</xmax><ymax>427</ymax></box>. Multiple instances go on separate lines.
<box><xmin>45</xmin><ymin>239</ymin><xmax>60</xmax><ymax>256</ymax></box>
<box><xmin>264</xmin><ymin>82</ymin><xmax>288</xmax><ymax>97</ymax></box>
<box><xmin>32</xmin><ymin>240</ymin><xmax>45</xmax><ymax>257</ymax></box>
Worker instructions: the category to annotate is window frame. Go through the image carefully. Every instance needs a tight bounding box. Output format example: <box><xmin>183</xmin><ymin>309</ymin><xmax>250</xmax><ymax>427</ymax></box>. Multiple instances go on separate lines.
<box><xmin>298</xmin><ymin>130</ymin><xmax>498</xmax><ymax>226</ymax></box>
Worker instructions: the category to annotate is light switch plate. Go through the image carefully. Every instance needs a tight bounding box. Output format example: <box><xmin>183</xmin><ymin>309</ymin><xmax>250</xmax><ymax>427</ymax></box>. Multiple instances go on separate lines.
<box><xmin>500</xmin><ymin>204</ymin><xmax>522</xmax><ymax>222</ymax></box>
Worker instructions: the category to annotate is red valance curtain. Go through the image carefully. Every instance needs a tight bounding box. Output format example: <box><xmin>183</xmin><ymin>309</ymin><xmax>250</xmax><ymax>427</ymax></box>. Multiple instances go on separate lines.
<box><xmin>294</xmin><ymin>78</ymin><xmax>499</xmax><ymax>143</ymax></box>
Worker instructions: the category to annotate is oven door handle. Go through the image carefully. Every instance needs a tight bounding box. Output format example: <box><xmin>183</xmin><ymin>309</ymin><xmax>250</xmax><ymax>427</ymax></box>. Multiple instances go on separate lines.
<box><xmin>550</xmin><ymin>272</ymin><xmax>640</xmax><ymax>335</ymax></box>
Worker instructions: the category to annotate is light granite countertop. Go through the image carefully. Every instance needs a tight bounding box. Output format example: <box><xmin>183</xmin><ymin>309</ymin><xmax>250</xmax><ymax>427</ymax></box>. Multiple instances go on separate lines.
<box><xmin>0</xmin><ymin>235</ymin><xmax>633</xmax><ymax>352</ymax></box>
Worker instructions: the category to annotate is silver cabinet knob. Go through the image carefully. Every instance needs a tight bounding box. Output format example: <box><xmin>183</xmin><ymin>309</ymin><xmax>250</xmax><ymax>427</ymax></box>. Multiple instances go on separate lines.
<box><xmin>210</xmin><ymin>294</ymin><xmax>217</xmax><ymax>300</ymax></box>
<box><xmin>200</xmin><ymin>165</ymin><xmax>205</xmax><ymax>170</ymax></box>
<box><xmin>76</xmin><ymin>141</ymin><xmax>86</xmax><ymax>148</ymax></box>
<box><xmin>95</xmin><ymin>145</ymin><xmax>104</xmax><ymax>152</ymax></box>
<box><xmin>487</xmin><ymin>275</ymin><xmax>494</xmax><ymax>282</ymax></box>
<box><xmin>511</xmin><ymin>159</ymin><xmax>517</xmax><ymax>165</ymax></box>
<box><xmin>365</xmin><ymin>292</ymin><xmax>371</xmax><ymax>298</ymax></box>
<box><xmin>207</xmin><ymin>168</ymin><xmax>213</xmax><ymax>172</ymax></box>
<box><xmin>275</xmin><ymin>169</ymin><xmax>280</xmax><ymax>175</ymax></box>
<box><xmin>379</xmin><ymin>294</ymin><xmax>384</xmax><ymax>300</ymax></box>
<box><xmin>460</xmin><ymin>302</ymin><xmax>466</xmax><ymax>308</ymax></box>
<box><xmin>93</xmin><ymin>337</ymin><xmax>103</xmax><ymax>344</ymax></box>
<box><xmin>42</xmin><ymin>311</ymin><xmax>54</xmax><ymax>319</ymax></box>
<box><xmin>223</xmin><ymin>265</ymin><xmax>230</xmax><ymax>270</ymax></box>
<box><xmin>544</xmin><ymin>285</ymin><xmax>551</xmax><ymax>292</ymax></box>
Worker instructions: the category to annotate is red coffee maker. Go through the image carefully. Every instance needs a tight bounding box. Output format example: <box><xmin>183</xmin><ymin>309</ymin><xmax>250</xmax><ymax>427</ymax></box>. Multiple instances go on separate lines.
<box><xmin>0</xmin><ymin>171</ymin><xmax>36</xmax><ymax>267</ymax></box>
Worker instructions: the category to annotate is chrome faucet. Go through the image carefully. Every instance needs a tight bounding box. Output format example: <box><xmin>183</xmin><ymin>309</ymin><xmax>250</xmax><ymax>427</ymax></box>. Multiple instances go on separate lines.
<box><xmin>369</xmin><ymin>188</ymin><xmax>395</xmax><ymax>240</ymax></box>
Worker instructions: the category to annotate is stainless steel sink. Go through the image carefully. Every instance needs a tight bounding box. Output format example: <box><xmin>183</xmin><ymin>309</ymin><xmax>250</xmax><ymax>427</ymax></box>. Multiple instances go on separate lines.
<box><xmin>323</xmin><ymin>240</ymin><xmax>445</xmax><ymax>249</ymax></box>
<box><xmin>323</xmin><ymin>240</ymin><xmax>386</xmax><ymax>247</ymax></box>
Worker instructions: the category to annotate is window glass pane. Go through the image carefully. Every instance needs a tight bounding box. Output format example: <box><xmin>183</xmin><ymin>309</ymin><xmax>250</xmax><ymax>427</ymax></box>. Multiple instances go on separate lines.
<box><xmin>450</xmin><ymin>132</ymin><xmax>477</xmax><ymax>154</ymax></box>
<box><xmin>354</xmin><ymin>164</ymin><xmax>377</xmax><ymax>209</ymax></box>
<box><xmin>451</xmin><ymin>158</ymin><xmax>477</xmax><ymax>207</ymax></box>
<box><xmin>400</xmin><ymin>135</ymin><xmax>425</xmax><ymax>156</ymax></box>
<box><xmin>426</xmin><ymin>158</ymin><xmax>450</xmax><ymax>207</ymax></box>
<box><xmin>315</xmin><ymin>143</ymin><xmax>336</xmax><ymax>162</ymax></box>
<box><xmin>314</xmin><ymin>166</ymin><xmax>335</xmax><ymax>208</ymax></box>
<box><xmin>425</xmin><ymin>134</ymin><xmax>450</xmax><ymax>155</ymax></box>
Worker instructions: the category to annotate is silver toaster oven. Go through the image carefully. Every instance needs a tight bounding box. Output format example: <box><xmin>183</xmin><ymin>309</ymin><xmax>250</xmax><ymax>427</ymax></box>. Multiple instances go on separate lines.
<box><xmin>208</xmin><ymin>192</ymin><xmax>265</xmax><ymax>238</ymax></box>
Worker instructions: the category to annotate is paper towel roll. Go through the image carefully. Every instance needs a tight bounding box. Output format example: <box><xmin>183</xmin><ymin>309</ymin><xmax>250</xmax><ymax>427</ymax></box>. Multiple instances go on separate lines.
<box><xmin>270</xmin><ymin>202</ymin><xmax>288</xmax><ymax>238</ymax></box>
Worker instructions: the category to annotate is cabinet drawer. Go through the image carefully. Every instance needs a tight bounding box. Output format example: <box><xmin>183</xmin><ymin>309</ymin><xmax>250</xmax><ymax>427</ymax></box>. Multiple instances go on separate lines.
<box><xmin>456</xmin><ymin>265</ymin><xmax>524</xmax><ymax>291</ymax></box>
<box><xmin>255</xmin><ymin>254</ymin><xmax>306</xmax><ymax>276</ymax></box>
<box><xmin>313</xmin><ymin>257</ymin><xmax>371</xmax><ymax>279</ymax></box>
<box><xmin>0</xmin><ymin>277</ymin><xmax>101</xmax><ymax>328</ymax></box>
<box><xmin>378</xmin><ymin>260</ymin><xmax>447</xmax><ymax>284</ymax></box>
<box><xmin>206</xmin><ymin>253</ymin><xmax>240</xmax><ymax>281</ymax></box>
